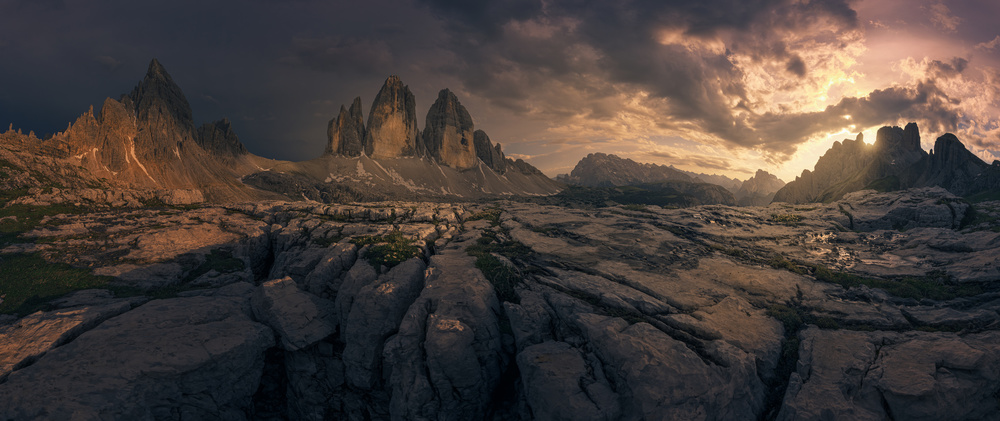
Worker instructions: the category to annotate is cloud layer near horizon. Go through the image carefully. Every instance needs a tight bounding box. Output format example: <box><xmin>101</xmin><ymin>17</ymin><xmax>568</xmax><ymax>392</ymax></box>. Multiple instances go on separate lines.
<box><xmin>2</xmin><ymin>0</ymin><xmax>999</xmax><ymax>180</ymax></box>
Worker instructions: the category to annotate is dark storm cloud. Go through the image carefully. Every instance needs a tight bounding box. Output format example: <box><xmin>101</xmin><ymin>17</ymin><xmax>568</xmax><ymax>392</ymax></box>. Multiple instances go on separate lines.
<box><xmin>785</xmin><ymin>56</ymin><xmax>807</xmax><ymax>78</ymax></box>
<box><xmin>416</xmin><ymin>0</ymin><xmax>543</xmax><ymax>36</ymax></box>
<box><xmin>279</xmin><ymin>36</ymin><xmax>393</xmax><ymax>75</ymax></box>
<box><xmin>0</xmin><ymin>0</ymin><xmax>445</xmax><ymax>161</ymax></box>
<box><xmin>417</xmin><ymin>0</ymin><xmax>860</xmax><ymax>153</ymax></box>
<box><xmin>926</xmin><ymin>57</ymin><xmax>968</xmax><ymax>79</ymax></box>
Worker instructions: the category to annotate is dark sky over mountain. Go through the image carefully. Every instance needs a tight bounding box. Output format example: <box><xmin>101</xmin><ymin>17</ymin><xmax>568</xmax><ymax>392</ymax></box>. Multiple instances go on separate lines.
<box><xmin>2</xmin><ymin>0</ymin><xmax>999</xmax><ymax>180</ymax></box>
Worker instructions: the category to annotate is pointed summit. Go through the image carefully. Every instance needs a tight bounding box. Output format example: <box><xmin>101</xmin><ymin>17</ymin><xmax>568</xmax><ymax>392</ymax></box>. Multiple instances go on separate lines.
<box><xmin>146</xmin><ymin>58</ymin><xmax>170</xmax><ymax>80</ymax></box>
<box><xmin>423</xmin><ymin>88</ymin><xmax>477</xmax><ymax>170</ymax></box>
<box><xmin>364</xmin><ymin>75</ymin><xmax>419</xmax><ymax>158</ymax></box>
<box><xmin>474</xmin><ymin>130</ymin><xmax>507</xmax><ymax>174</ymax></box>
<box><xmin>130</xmin><ymin>58</ymin><xmax>194</xmax><ymax>131</ymax></box>
<box><xmin>327</xmin><ymin>96</ymin><xmax>366</xmax><ymax>156</ymax></box>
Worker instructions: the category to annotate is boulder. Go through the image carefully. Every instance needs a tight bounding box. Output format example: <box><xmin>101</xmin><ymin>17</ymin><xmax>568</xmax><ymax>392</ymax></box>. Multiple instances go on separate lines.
<box><xmin>342</xmin><ymin>258</ymin><xmax>426</xmax><ymax>389</ymax></box>
<box><xmin>779</xmin><ymin>328</ymin><xmax>1000</xmax><ymax>420</ymax></box>
<box><xmin>838</xmin><ymin>187</ymin><xmax>968</xmax><ymax>231</ymax></box>
<box><xmin>383</xmin><ymin>250</ymin><xmax>506</xmax><ymax>420</ymax></box>
<box><xmin>518</xmin><ymin>341</ymin><xmax>620</xmax><ymax>421</ymax></box>
<box><xmin>572</xmin><ymin>313</ymin><xmax>767</xmax><ymax>420</ymax></box>
<box><xmin>0</xmin><ymin>299</ymin><xmax>134</xmax><ymax>382</ymax></box>
<box><xmin>0</xmin><ymin>295</ymin><xmax>273</xmax><ymax>420</ymax></box>
<box><xmin>252</xmin><ymin>277</ymin><xmax>336</xmax><ymax>351</ymax></box>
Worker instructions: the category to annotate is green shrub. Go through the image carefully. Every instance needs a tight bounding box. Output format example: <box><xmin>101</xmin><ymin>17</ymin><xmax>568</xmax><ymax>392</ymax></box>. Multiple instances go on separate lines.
<box><xmin>466</xmin><ymin>229</ymin><xmax>532</xmax><ymax>303</ymax></box>
<box><xmin>770</xmin><ymin>213</ymin><xmax>804</xmax><ymax>224</ymax></box>
<box><xmin>767</xmin><ymin>304</ymin><xmax>803</xmax><ymax>333</ymax></box>
<box><xmin>0</xmin><ymin>202</ymin><xmax>91</xmax><ymax>245</ymax></box>
<box><xmin>352</xmin><ymin>231</ymin><xmax>422</xmax><ymax>269</ymax></box>
<box><xmin>772</xmin><ymin>257</ymin><xmax>984</xmax><ymax>301</ymax></box>
<box><xmin>467</xmin><ymin>207</ymin><xmax>503</xmax><ymax>225</ymax></box>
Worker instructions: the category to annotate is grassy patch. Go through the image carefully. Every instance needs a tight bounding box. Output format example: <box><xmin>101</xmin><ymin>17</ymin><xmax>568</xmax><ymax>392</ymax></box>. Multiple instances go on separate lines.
<box><xmin>768</xmin><ymin>256</ymin><xmax>808</xmax><ymax>275</ymax></box>
<box><xmin>709</xmin><ymin>243</ymin><xmax>748</xmax><ymax>259</ymax></box>
<box><xmin>351</xmin><ymin>231</ymin><xmax>422</xmax><ymax>269</ymax></box>
<box><xmin>770</xmin><ymin>213</ymin><xmax>804</xmax><ymax>225</ymax></box>
<box><xmin>466</xmin><ymin>229</ymin><xmax>533</xmax><ymax>303</ymax></box>
<box><xmin>0</xmin><ymin>253</ymin><xmax>113</xmax><ymax>315</ymax></box>
<box><xmin>809</xmin><ymin>265</ymin><xmax>976</xmax><ymax>301</ymax></box>
<box><xmin>961</xmin><ymin>204</ymin><xmax>1000</xmax><ymax>232</ymax></box>
<box><xmin>467</xmin><ymin>207</ymin><xmax>502</xmax><ymax>226</ymax></box>
<box><xmin>769</xmin><ymin>256</ymin><xmax>984</xmax><ymax>301</ymax></box>
<box><xmin>837</xmin><ymin>204</ymin><xmax>855</xmax><ymax>230</ymax></box>
<box><xmin>0</xmin><ymin>202</ymin><xmax>91</xmax><ymax>245</ymax></box>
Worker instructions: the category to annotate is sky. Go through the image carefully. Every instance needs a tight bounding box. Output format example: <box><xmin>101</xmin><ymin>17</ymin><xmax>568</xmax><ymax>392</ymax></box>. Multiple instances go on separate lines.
<box><xmin>2</xmin><ymin>0</ymin><xmax>1000</xmax><ymax>182</ymax></box>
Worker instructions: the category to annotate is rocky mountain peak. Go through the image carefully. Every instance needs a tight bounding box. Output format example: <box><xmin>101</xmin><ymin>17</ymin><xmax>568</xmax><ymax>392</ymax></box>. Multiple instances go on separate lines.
<box><xmin>364</xmin><ymin>76</ymin><xmax>418</xmax><ymax>159</ymax></box>
<box><xmin>197</xmin><ymin>118</ymin><xmax>248</xmax><ymax>158</ymax></box>
<box><xmin>741</xmin><ymin>169</ymin><xmax>784</xmax><ymax>194</ymax></box>
<box><xmin>874</xmin><ymin>123</ymin><xmax>926</xmax><ymax>167</ymax></box>
<box><xmin>473</xmin><ymin>130</ymin><xmax>506</xmax><ymax>174</ymax></box>
<box><xmin>327</xmin><ymin>96</ymin><xmax>366</xmax><ymax>157</ymax></box>
<box><xmin>735</xmin><ymin>169</ymin><xmax>785</xmax><ymax>206</ymax></box>
<box><xmin>566</xmin><ymin>153</ymin><xmax>694</xmax><ymax>187</ymax></box>
<box><xmin>423</xmin><ymin>88</ymin><xmax>476</xmax><ymax>170</ymax></box>
<box><xmin>129</xmin><ymin>59</ymin><xmax>194</xmax><ymax>130</ymax></box>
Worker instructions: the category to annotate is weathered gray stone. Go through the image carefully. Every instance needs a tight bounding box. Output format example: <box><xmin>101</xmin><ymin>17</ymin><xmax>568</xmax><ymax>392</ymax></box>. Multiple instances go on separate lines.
<box><xmin>518</xmin><ymin>341</ymin><xmax>620</xmax><ymax>421</ymax></box>
<box><xmin>383</xmin><ymin>248</ymin><xmax>506</xmax><ymax>421</ymax></box>
<box><xmin>252</xmin><ymin>277</ymin><xmax>336</xmax><ymax>351</ymax></box>
<box><xmin>0</xmin><ymin>295</ymin><xmax>273</xmax><ymax>420</ymax></box>
<box><xmin>779</xmin><ymin>328</ymin><xmax>1000</xmax><ymax>421</ymax></box>
<box><xmin>572</xmin><ymin>312</ymin><xmax>767</xmax><ymax>420</ymax></box>
<box><xmin>342</xmin><ymin>258</ymin><xmax>426</xmax><ymax>389</ymax></box>
<box><xmin>286</xmin><ymin>345</ymin><xmax>346</xmax><ymax>421</ymax></box>
<box><xmin>0</xmin><ymin>300</ymin><xmax>134</xmax><ymax>382</ymax></box>
<box><xmin>303</xmin><ymin>242</ymin><xmax>358</xmax><ymax>296</ymax></box>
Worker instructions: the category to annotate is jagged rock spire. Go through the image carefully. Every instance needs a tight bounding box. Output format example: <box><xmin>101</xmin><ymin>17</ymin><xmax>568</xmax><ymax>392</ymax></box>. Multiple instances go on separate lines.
<box><xmin>327</xmin><ymin>97</ymin><xmax>366</xmax><ymax>157</ymax></box>
<box><xmin>423</xmin><ymin>89</ymin><xmax>477</xmax><ymax>170</ymax></box>
<box><xmin>364</xmin><ymin>75</ymin><xmax>419</xmax><ymax>159</ymax></box>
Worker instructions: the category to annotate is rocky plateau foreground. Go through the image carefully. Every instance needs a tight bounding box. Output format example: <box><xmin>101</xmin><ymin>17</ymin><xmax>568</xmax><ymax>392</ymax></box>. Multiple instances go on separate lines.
<box><xmin>1</xmin><ymin>187</ymin><xmax>999</xmax><ymax>420</ymax></box>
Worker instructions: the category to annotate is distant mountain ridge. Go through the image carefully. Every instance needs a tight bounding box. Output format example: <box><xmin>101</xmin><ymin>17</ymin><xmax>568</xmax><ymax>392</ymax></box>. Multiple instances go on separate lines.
<box><xmin>558</xmin><ymin>152</ymin><xmax>694</xmax><ymax>187</ymax></box>
<box><xmin>250</xmin><ymin>75</ymin><xmax>560</xmax><ymax>201</ymax></box>
<box><xmin>673</xmin><ymin>168</ymin><xmax>743</xmax><ymax>192</ymax></box>
<box><xmin>773</xmin><ymin>123</ymin><xmax>1000</xmax><ymax>203</ymax></box>
<box><xmin>0</xmin><ymin>59</ymin><xmax>277</xmax><ymax>202</ymax></box>
<box><xmin>556</xmin><ymin>152</ymin><xmax>788</xmax><ymax>207</ymax></box>
<box><xmin>0</xmin><ymin>60</ymin><xmax>559</xmax><ymax>203</ymax></box>
<box><xmin>736</xmin><ymin>170</ymin><xmax>786</xmax><ymax>206</ymax></box>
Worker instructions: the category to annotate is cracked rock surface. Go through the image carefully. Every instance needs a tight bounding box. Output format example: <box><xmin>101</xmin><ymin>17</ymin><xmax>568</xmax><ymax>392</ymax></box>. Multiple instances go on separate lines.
<box><xmin>1</xmin><ymin>189</ymin><xmax>998</xmax><ymax>419</ymax></box>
